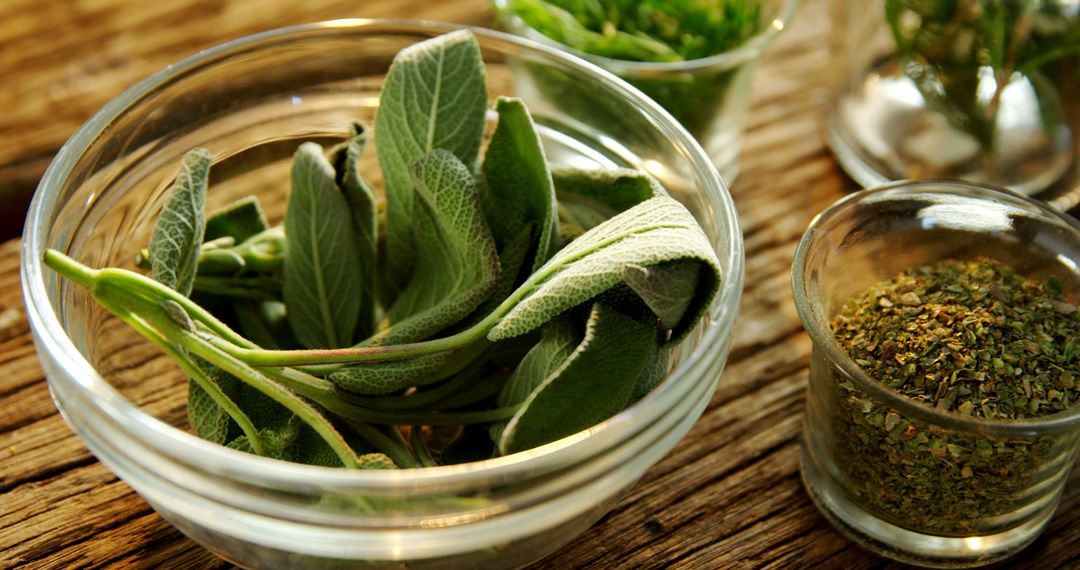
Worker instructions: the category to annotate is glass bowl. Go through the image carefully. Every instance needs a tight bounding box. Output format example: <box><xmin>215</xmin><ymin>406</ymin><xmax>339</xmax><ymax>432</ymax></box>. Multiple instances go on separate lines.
<box><xmin>792</xmin><ymin>180</ymin><xmax>1080</xmax><ymax>567</ymax></box>
<box><xmin>20</xmin><ymin>20</ymin><xmax>744</xmax><ymax>569</ymax></box>
<box><xmin>492</xmin><ymin>0</ymin><xmax>798</xmax><ymax>185</ymax></box>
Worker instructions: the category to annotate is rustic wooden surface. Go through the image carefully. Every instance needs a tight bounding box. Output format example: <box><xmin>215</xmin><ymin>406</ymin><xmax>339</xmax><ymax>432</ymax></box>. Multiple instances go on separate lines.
<box><xmin>3</xmin><ymin>0</ymin><xmax>1080</xmax><ymax>568</ymax></box>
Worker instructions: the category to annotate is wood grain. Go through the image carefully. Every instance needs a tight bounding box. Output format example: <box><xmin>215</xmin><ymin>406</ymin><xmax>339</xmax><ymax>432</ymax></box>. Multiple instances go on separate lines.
<box><xmin>3</xmin><ymin>0</ymin><xmax>1080</xmax><ymax>569</ymax></box>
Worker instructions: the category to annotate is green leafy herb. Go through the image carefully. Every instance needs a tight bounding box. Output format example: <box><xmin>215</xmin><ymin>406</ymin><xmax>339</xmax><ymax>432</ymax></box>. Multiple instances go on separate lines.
<box><xmin>148</xmin><ymin>148</ymin><xmax>212</xmax><ymax>296</ymax></box>
<box><xmin>375</xmin><ymin>29</ymin><xmax>488</xmax><ymax>297</ymax></box>
<box><xmin>283</xmin><ymin>142</ymin><xmax>364</xmax><ymax>349</ymax></box>
<box><xmin>507</xmin><ymin>0</ymin><xmax>765</xmax><ymax>62</ymax></box>
<box><xmin>482</xmin><ymin>96</ymin><xmax>560</xmax><ymax>273</ymax></box>
<box><xmin>499</xmin><ymin>302</ymin><xmax>656</xmax><ymax>454</ymax></box>
<box><xmin>503</xmin><ymin>0</ymin><xmax>767</xmax><ymax>132</ymax></box>
<box><xmin>884</xmin><ymin>0</ymin><xmax>1080</xmax><ymax>160</ymax></box>
<box><xmin>44</xmin><ymin>30</ymin><xmax>722</xmax><ymax>471</ymax></box>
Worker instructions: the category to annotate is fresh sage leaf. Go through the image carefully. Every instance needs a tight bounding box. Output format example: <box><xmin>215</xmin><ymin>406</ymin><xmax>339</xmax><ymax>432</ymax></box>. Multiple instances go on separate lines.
<box><xmin>482</xmin><ymin>96</ymin><xmax>559</xmax><ymax>272</ymax></box>
<box><xmin>498</xmin><ymin>303</ymin><xmax>655</xmax><ymax>455</ymax></box>
<box><xmin>622</xmin><ymin>260</ymin><xmax>703</xmax><ymax>330</ymax></box>
<box><xmin>330</xmin><ymin>339</ymin><xmax>489</xmax><ymax>396</ymax></box>
<box><xmin>490</xmin><ymin>316</ymin><xmax>580</xmax><ymax>442</ymax></box>
<box><xmin>205</xmin><ymin>195</ymin><xmax>268</xmax><ymax>243</ymax></box>
<box><xmin>552</xmin><ymin>165</ymin><xmax>660</xmax><ymax>214</ymax></box>
<box><xmin>366</xmin><ymin>149</ymin><xmax>499</xmax><ymax>346</ymax></box>
<box><xmin>331</xmin><ymin>122</ymin><xmax>378</xmax><ymax>340</ymax></box>
<box><xmin>490</xmin><ymin>196</ymin><xmax>721</xmax><ymax>345</ymax></box>
<box><xmin>283</xmin><ymin>142</ymin><xmax>363</xmax><ymax>349</ymax></box>
<box><xmin>234</xmin><ymin>300</ymin><xmax>295</xmax><ymax>350</ymax></box>
<box><xmin>630</xmin><ymin>333</ymin><xmax>670</xmax><ymax>402</ymax></box>
<box><xmin>375</xmin><ymin>29</ymin><xmax>488</xmax><ymax>296</ymax></box>
<box><xmin>148</xmin><ymin>147</ymin><xmax>212</xmax><ymax>296</ymax></box>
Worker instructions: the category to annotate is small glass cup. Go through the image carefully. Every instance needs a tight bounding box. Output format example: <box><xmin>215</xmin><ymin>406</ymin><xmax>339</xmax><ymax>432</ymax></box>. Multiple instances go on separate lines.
<box><xmin>826</xmin><ymin>1</ymin><xmax>1080</xmax><ymax>210</ymax></box>
<box><xmin>492</xmin><ymin>0</ymin><xmax>798</xmax><ymax>185</ymax></box>
<box><xmin>792</xmin><ymin>180</ymin><xmax>1080</xmax><ymax>567</ymax></box>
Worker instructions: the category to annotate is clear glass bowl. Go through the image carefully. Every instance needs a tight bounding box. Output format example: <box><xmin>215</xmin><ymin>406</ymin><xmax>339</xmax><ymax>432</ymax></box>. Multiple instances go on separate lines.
<box><xmin>492</xmin><ymin>0</ymin><xmax>798</xmax><ymax>185</ymax></box>
<box><xmin>20</xmin><ymin>20</ymin><xmax>744</xmax><ymax>569</ymax></box>
<box><xmin>793</xmin><ymin>180</ymin><xmax>1080</xmax><ymax>567</ymax></box>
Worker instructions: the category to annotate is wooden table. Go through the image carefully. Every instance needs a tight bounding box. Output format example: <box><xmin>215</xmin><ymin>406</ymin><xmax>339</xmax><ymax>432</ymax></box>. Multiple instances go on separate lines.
<box><xmin>3</xmin><ymin>0</ymin><xmax>1080</xmax><ymax>568</ymax></box>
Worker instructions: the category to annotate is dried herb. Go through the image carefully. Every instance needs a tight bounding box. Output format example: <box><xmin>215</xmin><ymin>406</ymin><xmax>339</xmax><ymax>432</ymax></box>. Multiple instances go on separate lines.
<box><xmin>831</xmin><ymin>258</ymin><xmax>1080</xmax><ymax>533</ymax></box>
<box><xmin>43</xmin><ymin>31</ymin><xmax>723</xmax><ymax>470</ymax></box>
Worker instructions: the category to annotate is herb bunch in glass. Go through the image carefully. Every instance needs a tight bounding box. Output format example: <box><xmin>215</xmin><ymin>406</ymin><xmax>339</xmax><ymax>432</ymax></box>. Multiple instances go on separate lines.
<box><xmin>884</xmin><ymin>0</ymin><xmax>1080</xmax><ymax>183</ymax></box>
<box><xmin>44</xmin><ymin>31</ymin><xmax>723</xmax><ymax>470</ymax></box>
<box><xmin>502</xmin><ymin>0</ymin><xmax>768</xmax><ymax>148</ymax></box>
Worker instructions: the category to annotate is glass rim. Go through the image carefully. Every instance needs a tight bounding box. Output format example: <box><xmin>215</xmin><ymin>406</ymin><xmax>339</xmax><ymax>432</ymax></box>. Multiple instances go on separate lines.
<box><xmin>492</xmin><ymin>0</ymin><xmax>799</xmax><ymax>73</ymax></box>
<box><xmin>21</xmin><ymin>19</ymin><xmax>745</xmax><ymax>491</ymax></box>
<box><xmin>792</xmin><ymin>179</ymin><xmax>1080</xmax><ymax>437</ymax></box>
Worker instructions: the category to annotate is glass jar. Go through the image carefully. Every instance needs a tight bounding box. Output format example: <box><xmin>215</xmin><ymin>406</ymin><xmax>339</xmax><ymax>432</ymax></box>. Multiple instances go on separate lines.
<box><xmin>793</xmin><ymin>180</ymin><xmax>1080</xmax><ymax>567</ymax></box>
<box><xmin>20</xmin><ymin>20</ymin><xmax>744</xmax><ymax>569</ymax></box>
<box><xmin>827</xmin><ymin>1</ymin><xmax>1080</xmax><ymax>210</ymax></box>
<box><xmin>493</xmin><ymin>0</ymin><xmax>799</xmax><ymax>185</ymax></box>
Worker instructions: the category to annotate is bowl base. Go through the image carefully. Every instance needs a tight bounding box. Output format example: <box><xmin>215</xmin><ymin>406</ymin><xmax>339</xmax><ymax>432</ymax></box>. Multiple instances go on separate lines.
<box><xmin>799</xmin><ymin>441</ymin><xmax>1053</xmax><ymax>568</ymax></box>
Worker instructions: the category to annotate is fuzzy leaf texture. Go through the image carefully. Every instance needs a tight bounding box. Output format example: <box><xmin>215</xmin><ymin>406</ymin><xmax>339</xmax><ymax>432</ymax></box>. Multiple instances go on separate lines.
<box><xmin>489</xmin><ymin>196</ymin><xmax>720</xmax><ymax>345</ymax></box>
<box><xmin>332</xmin><ymin>122</ymin><xmax>379</xmax><ymax>339</ymax></box>
<box><xmin>329</xmin><ymin>150</ymin><xmax>500</xmax><ymax>394</ymax></box>
<box><xmin>482</xmin><ymin>97</ymin><xmax>560</xmax><ymax>272</ymax></box>
<box><xmin>375</xmin><ymin>29</ymin><xmax>488</xmax><ymax>295</ymax></box>
<box><xmin>148</xmin><ymin>147</ymin><xmax>211</xmax><ymax>296</ymax></box>
<box><xmin>204</xmin><ymin>195</ymin><xmax>268</xmax><ymax>243</ymax></box>
<box><xmin>367</xmin><ymin>149</ymin><xmax>500</xmax><ymax>346</ymax></box>
<box><xmin>283</xmin><ymin>142</ymin><xmax>363</xmax><ymax>348</ymax></box>
<box><xmin>498</xmin><ymin>303</ymin><xmax>655</xmax><ymax>454</ymax></box>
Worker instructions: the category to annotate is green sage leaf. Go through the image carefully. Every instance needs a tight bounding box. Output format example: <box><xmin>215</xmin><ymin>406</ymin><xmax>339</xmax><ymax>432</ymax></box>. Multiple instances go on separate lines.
<box><xmin>482</xmin><ymin>96</ymin><xmax>559</xmax><ymax>272</ymax></box>
<box><xmin>148</xmin><ymin>148</ymin><xmax>211</xmax><ymax>296</ymax></box>
<box><xmin>367</xmin><ymin>149</ymin><xmax>500</xmax><ymax>346</ymax></box>
<box><xmin>621</xmin><ymin>260</ymin><xmax>703</xmax><ymax>330</ymax></box>
<box><xmin>283</xmin><ymin>142</ymin><xmax>363</xmax><ymax>349</ymax></box>
<box><xmin>490</xmin><ymin>196</ymin><xmax>720</xmax><ymax>345</ymax></box>
<box><xmin>375</xmin><ymin>29</ymin><xmax>488</xmax><ymax>295</ymax></box>
<box><xmin>331</xmin><ymin>122</ymin><xmax>378</xmax><ymax>340</ymax></box>
<box><xmin>498</xmin><ymin>303</ymin><xmax>655</xmax><ymax>455</ymax></box>
<box><xmin>552</xmin><ymin>165</ymin><xmax>660</xmax><ymax>214</ymax></box>
<box><xmin>205</xmin><ymin>195</ymin><xmax>268</xmax><ymax>243</ymax></box>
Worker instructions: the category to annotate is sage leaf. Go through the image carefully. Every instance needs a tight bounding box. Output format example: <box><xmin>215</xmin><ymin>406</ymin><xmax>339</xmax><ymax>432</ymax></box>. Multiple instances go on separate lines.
<box><xmin>621</xmin><ymin>260</ymin><xmax>703</xmax><ymax>330</ymax></box>
<box><xmin>283</xmin><ymin>142</ymin><xmax>363</xmax><ymax>349</ymax></box>
<box><xmin>497</xmin><ymin>317</ymin><xmax>580</xmax><ymax>407</ymax></box>
<box><xmin>366</xmin><ymin>149</ymin><xmax>499</xmax><ymax>346</ymax></box>
<box><xmin>234</xmin><ymin>300</ymin><xmax>295</xmax><ymax>350</ymax></box>
<box><xmin>554</xmin><ymin>166</ymin><xmax>659</xmax><ymax>238</ymax></box>
<box><xmin>375</xmin><ymin>29</ymin><xmax>488</xmax><ymax>295</ymax></box>
<box><xmin>630</xmin><ymin>334</ymin><xmax>670</xmax><ymax>402</ymax></box>
<box><xmin>490</xmin><ymin>316</ymin><xmax>580</xmax><ymax>442</ymax></box>
<box><xmin>498</xmin><ymin>303</ymin><xmax>655</xmax><ymax>455</ymax></box>
<box><xmin>482</xmin><ymin>97</ymin><xmax>559</xmax><ymax>272</ymax></box>
<box><xmin>552</xmin><ymin>165</ymin><xmax>659</xmax><ymax>214</ymax></box>
<box><xmin>148</xmin><ymin>147</ymin><xmax>211</xmax><ymax>296</ymax></box>
<box><xmin>205</xmin><ymin>195</ymin><xmax>268</xmax><ymax>243</ymax></box>
<box><xmin>329</xmin><ymin>339</ymin><xmax>489</xmax><ymax>395</ymax></box>
<box><xmin>489</xmin><ymin>196</ymin><xmax>720</xmax><ymax>345</ymax></box>
<box><xmin>331</xmin><ymin>122</ymin><xmax>378</xmax><ymax>340</ymax></box>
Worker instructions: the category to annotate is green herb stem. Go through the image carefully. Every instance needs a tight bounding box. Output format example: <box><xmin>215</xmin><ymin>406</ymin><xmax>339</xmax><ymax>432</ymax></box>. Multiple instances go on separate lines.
<box><xmin>346</xmin><ymin>422</ymin><xmax>420</xmax><ymax>469</ymax></box>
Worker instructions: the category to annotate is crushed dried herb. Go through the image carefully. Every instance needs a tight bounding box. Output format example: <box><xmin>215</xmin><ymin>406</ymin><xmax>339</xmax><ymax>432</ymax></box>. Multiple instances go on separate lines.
<box><xmin>829</xmin><ymin>257</ymin><xmax>1080</xmax><ymax>534</ymax></box>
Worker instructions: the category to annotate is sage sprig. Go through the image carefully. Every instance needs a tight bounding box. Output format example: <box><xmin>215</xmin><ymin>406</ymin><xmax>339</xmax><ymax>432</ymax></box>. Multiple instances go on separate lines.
<box><xmin>45</xmin><ymin>30</ymin><xmax>723</xmax><ymax>469</ymax></box>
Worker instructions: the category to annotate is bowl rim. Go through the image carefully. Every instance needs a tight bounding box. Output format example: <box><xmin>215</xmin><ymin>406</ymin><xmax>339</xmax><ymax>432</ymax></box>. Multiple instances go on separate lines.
<box><xmin>492</xmin><ymin>0</ymin><xmax>799</xmax><ymax>73</ymax></box>
<box><xmin>21</xmin><ymin>18</ymin><xmax>745</xmax><ymax>490</ymax></box>
<box><xmin>792</xmin><ymin>179</ymin><xmax>1080</xmax><ymax>437</ymax></box>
